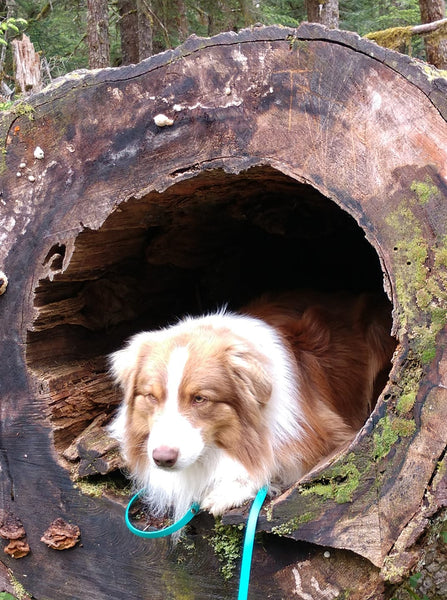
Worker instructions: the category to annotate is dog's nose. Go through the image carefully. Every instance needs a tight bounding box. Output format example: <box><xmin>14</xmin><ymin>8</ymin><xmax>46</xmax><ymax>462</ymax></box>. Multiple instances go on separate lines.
<box><xmin>152</xmin><ymin>446</ymin><xmax>179</xmax><ymax>468</ymax></box>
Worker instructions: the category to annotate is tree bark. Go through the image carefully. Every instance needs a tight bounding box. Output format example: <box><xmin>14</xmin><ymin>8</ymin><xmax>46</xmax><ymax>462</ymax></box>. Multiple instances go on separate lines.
<box><xmin>87</xmin><ymin>0</ymin><xmax>110</xmax><ymax>68</ymax></box>
<box><xmin>136</xmin><ymin>0</ymin><xmax>153</xmax><ymax>60</ymax></box>
<box><xmin>118</xmin><ymin>0</ymin><xmax>140</xmax><ymax>65</ymax></box>
<box><xmin>118</xmin><ymin>0</ymin><xmax>153</xmax><ymax>64</ymax></box>
<box><xmin>0</xmin><ymin>24</ymin><xmax>446</xmax><ymax>600</ymax></box>
<box><xmin>419</xmin><ymin>0</ymin><xmax>447</xmax><ymax>67</ymax></box>
<box><xmin>306</xmin><ymin>0</ymin><xmax>339</xmax><ymax>28</ymax></box>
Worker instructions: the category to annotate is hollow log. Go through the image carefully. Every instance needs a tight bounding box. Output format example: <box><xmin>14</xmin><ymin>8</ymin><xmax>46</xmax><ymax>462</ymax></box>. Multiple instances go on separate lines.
<box><xmin>0</xmin><ymin>24</ymin><xmax>446</xmax><ymax>600</ymax></box>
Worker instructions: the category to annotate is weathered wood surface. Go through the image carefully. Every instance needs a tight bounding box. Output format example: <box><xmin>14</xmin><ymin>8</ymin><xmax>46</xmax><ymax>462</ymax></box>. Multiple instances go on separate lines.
<box><xmin>0</xmin><ymin>24</ymin><xmax>446</xmax><ymax>600</ymax></box>
<box><xmin>11</xmin><ymin>34</ymin><xmax>42</xmax><ymax>96</ymax></box>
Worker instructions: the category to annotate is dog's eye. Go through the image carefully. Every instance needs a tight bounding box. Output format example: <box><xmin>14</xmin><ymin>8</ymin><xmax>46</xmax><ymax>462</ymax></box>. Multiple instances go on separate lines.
<box><xmin>144</xmin><ymin>393</ymin><xmax>158</xmax><ymax>404</ymax></box>
<box><xmin>192</xmin><ymin>394</ymin><xmax>208</xmax><ymax>405</ymax></box>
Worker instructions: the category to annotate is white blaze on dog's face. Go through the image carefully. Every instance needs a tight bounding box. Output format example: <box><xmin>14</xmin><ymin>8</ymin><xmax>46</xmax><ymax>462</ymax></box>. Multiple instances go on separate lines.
<box><xmin>110</xmin><ymin>323</ymin><xmax>273</xmax><ymax>486</ymax></box>
<box><xmin>146</xmin><ymin>346</ymin><xmax>205</xmax><ymax>470</ymax></box>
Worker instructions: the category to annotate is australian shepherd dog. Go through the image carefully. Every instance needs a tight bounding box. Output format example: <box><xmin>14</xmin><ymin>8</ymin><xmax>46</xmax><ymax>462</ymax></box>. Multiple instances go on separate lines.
<box><xmin>109</xmin><ymin>292</ymin><xmax>395</xmax><ymax>525</ymax></box>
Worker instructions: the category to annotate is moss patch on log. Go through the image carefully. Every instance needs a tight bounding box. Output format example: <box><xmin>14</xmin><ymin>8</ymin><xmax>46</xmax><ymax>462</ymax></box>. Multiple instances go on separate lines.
<box><xmin>75</xmin><ymin>474</ymin><xmax>131</xmax><ymax>499</ymax></box>
<box><xmin>298</xmin><ymin>454</ymin><xmax>362</xmax><ymax>504</ymax></box>
<box><xmin>387</xmin><ymin>192</ymin><xmax>447</xmax><ymax>364</ymax></box>
<box><xmin>396</xmin><ymin>359</ymin><xmax>424</xmax><ymax>416</ymax></box>
<box><xmin>373</xmin><ymin>415</ymin><xmax>416</xmax><ymax>461</ymax></box>
<box><xmin>270</xmin><ymin>512</ymin><xmax>314</xmax><ymax>536</ymax></box>
<box><xmin>207</xmin><ymin>519</ymin><xmax>245</xmax><ymax>580</ymax></box>
<box><xmin>410</xmin><ymin>179</ymin><xmax>440</xmax><ymax>206</ymax></box>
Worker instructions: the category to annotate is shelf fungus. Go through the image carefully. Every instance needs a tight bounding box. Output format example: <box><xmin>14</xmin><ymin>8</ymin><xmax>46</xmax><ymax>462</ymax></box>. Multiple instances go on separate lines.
<box><xmin>41</xmin><ymin>518</ymin><xmax>81</xmax><ymax>550</ymax></box>
<box><xmin>0</xmin><ymin>510</ymin><xmax>30</xmax><ymax>559</ymax></box>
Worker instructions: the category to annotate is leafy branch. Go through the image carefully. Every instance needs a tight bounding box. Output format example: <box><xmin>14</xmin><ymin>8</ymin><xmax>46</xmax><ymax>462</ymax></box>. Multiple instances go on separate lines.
<box><xmin>0</xmin><ymin>17</ymin><xmax>28</xmax><ymax>46</ymax></box>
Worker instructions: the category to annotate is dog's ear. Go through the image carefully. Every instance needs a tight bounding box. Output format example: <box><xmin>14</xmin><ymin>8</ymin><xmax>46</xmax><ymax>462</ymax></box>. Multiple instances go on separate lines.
<box><xmin>109</xmin><ymin>332</ymin><xmax>149</xmax><ymax>397</ymax></box>
<box><xmin>225</xmin><ymin>343</ymin><xmax>272</xmax><ymax>406</ymax></box>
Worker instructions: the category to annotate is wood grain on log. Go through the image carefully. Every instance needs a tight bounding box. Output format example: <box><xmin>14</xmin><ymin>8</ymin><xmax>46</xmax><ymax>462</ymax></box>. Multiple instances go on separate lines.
<box><xmin>0</xmin><ymin>24</ymin><xmax>446</xmax><ymax>600</ymax></box>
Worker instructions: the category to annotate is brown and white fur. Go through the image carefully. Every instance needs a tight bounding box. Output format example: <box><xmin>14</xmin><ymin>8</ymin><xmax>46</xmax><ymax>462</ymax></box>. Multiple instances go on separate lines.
<box><xmin>109</xmin><ymin>292</ymin><xmax>395</xmax><ymax>524</ymax></box>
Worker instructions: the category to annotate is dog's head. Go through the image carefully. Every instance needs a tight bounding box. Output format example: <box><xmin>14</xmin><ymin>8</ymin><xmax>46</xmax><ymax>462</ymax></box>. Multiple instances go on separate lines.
<box><xmin>109</xmin><ymin>317</ymin><xmax>273</xmax><ymax>481</ymax></box>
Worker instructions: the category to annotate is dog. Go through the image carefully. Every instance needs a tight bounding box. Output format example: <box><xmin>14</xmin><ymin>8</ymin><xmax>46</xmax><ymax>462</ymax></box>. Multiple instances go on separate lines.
<box><xmin>109</xmin><ymin>292</ymin><xmax>395</xmax><ymax>525</ymax></box>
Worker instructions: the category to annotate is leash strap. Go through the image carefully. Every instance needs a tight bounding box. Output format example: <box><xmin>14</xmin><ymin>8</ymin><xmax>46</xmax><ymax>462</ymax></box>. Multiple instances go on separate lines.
<box><xmin>125</xmin><ymin>486</ymin><xmax>268</xmax><ymax>599</ymax></box>
<box><xmin>125</xmin><ymin>490</ymin><xmax>200</xmax><ymax>538</ymax></box>
<box><xmin>237</xmin><ymin>486</ymin><xmax>268</xmax><ymax>600</ymax></box>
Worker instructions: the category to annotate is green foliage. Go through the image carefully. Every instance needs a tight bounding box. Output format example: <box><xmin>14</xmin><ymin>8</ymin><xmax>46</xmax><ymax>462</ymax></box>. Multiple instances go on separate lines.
<box><xmin>340</xmin><ymin>0</ymin><xmax>424</xmax><ymax>57</ymax></box>
<box><xmin>0</xmin><ymin>1</ymin><xmax>434</xmax><ymax>84</ymax></box>
<box><xmin>0</xmin><ymin>17</ymin><xmax>28</xmax><ymax>46</ymax></box>
<box><xmin>391</xmin><ymin>571</ymin><xmax>430</xmax><ymax>600</ymax></box>
<box><xmin>258</xmin><ymin>0</ymin><xmax>305</xmax><ymax>27</ymax></box>
<box><xmin>339</xmin><ymin>0</ymin><xmax>420</xmax><ymax>35</ymax></box>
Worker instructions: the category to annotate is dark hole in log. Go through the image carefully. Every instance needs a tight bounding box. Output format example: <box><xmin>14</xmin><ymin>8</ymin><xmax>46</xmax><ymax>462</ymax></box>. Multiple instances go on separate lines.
<box><xmin>43</xmin><ymin>243</ymin><xmax>66</xmax><ymax>272</ymax></box>
<box><xmin>25</xmin><ymin>166</ymin><xmax>391</xmax><ymax>492</ymax></box>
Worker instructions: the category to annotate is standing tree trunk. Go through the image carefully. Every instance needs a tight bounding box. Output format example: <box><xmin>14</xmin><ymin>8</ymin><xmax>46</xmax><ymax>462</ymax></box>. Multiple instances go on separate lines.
<box><xmin>306</xmin><ymin>0</ymin><xmax>339</xmax><ymax>28</ymax></box>
<box><xmin>118</xmin><ymin>0</ymin><xmax>140</xmax><ymax>65</ymax></box>
<box><xmin>136</xmin><ymin>0</ymin><xmax>153</xmax><ymax>60</ymax></box>
<box><xmin>87</xmin><ymin>0</ymin><xmax>110</xmax><ymax>68</ymax></box>
<box><xmin>419</xmin><ymin>0</ymin><xmax>447</xmax><ymax>67</ymax></box>
<box><xmin>169</xmin><ymin>0</ymin><xmax>189</xmax><ymax>44</ymax></box>
<box><xmin>118</xmin><ymin>0</ymin><xmax>152</xmax><ymax>65</ymax></box>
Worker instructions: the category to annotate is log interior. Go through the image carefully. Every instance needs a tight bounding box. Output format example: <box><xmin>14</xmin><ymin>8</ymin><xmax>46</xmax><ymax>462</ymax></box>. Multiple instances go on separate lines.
<box><xmin>25</xmin><ymin>166</ymin><xmax>388</xmax><ymax>484</ymax></box>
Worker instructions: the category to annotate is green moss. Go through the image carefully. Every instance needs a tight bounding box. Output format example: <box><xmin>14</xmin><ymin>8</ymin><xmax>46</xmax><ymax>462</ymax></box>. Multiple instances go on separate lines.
<box><xmin>411</xmin><ymin>179</ymin><xmax>439</xmax><ymax>205</ymax></box>
<box><xmin>286</xmin><ymin>35</ymin><xmax>308</xmax><ymax>52</ymax></box>
<box><xmin>208</xmin><ymin>519</ymin><xmax>244</xmax><ymax>580</ymax></box>
<box><xmin>396</xmin><ymin>359</ymin><xmax>424</xmax><ymax>415</ymax></box>
<box><xmin>271</xmin><ymin>512</ymin><xmax>314</xmax><ymax>536</ymax></box>
<box><xmin>300</xmin><ymin>455</ymin><xmax>361</xmax><ymax>504</ymax></box>
<box><xmin>75</xmin><ymin>474</ymin><xmax>131</xmax><ymax>498</ymax></box>
<box><xmin>4</xmin><ymin>572</ymin><xmax>29</xmax><ymax>600</ymax></box>
<box><xmin>373</xmin><ymin>415</ymin><xmax>416</xmax><ymax>460</ymax></box>
<box><xmin>396</xmin><ymin>390</ymin><xmax>417</xmax><ymax>415</ymax></box>
<box><xmin>386</xmin><ymin>201</ymin><xmax>447</xmax><ymax>364</ymax></box>
<box><xmin>161</xmin><ymin>569</ymin><xmax>195</xmax><ymax>600</ymax></box>
<box><xmin>365</xmin><ymin>25</ymin><xmax>413</xmax><ymax>50</ymax></box>
<box><xmin>10</xmin><ymin>101</ymin><xmax>35</xmax><ymax>120</ymax></box>
<box><xmin>420</xmin><ymin>62</ymin><xmax>447</xmax><ymax>81</ymax></box>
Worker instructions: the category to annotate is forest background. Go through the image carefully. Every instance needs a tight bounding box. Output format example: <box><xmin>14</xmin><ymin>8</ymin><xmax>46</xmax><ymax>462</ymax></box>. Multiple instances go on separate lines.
<box><xmin>0</xmin><ymin>0</ymin><xmax>446</xmax><ymax>98</ymax></box>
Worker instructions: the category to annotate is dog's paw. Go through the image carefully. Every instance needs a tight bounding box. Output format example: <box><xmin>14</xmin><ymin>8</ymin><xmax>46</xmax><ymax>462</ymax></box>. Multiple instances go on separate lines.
<box><xmin>201</xmin><ymin>480</ymin><xmax>259</xmax><ymax>515</ymax></box>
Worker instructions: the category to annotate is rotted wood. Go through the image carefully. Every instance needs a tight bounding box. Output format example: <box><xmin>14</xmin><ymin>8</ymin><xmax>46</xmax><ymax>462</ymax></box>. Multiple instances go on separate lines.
<box><xmin>0</xmin><ymin>23</ymin><xmax>447</xmax><ymax>600</ymax></box>
<box><xmin>11</xmin><ymin>34</ymin><xmax>42</xmax><ymax>96</ymax></box>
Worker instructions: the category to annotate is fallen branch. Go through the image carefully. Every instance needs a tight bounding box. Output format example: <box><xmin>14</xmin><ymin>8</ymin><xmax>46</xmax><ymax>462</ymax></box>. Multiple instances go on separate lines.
<box><xmin>365</xmin><ymin>17</ymin><xmax>447</xmax><ymax>50</ymax></box>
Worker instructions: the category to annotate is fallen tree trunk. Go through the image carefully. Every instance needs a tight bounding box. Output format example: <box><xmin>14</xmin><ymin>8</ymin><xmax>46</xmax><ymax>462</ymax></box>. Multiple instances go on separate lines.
<box><xmin>0</xmin><ymin>24</ymin><xmax>446</xmax><ymax>600</ymax></box>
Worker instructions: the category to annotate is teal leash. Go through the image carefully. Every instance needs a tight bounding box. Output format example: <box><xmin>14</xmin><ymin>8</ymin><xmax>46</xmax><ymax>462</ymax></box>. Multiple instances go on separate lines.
<box><xmin>237</xmin><ymin>485</ymin><xmax>268</xmax><ymax>600</ymax></box>
<box><xmin>125</xmin><ymin>490</ymin><xmax>200</xmax><ymax>538</ymax></box>
<box><xmin>125</xmin><ymin>486</ymin><xmax>268</xmax><ymax>600</ymax></box>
